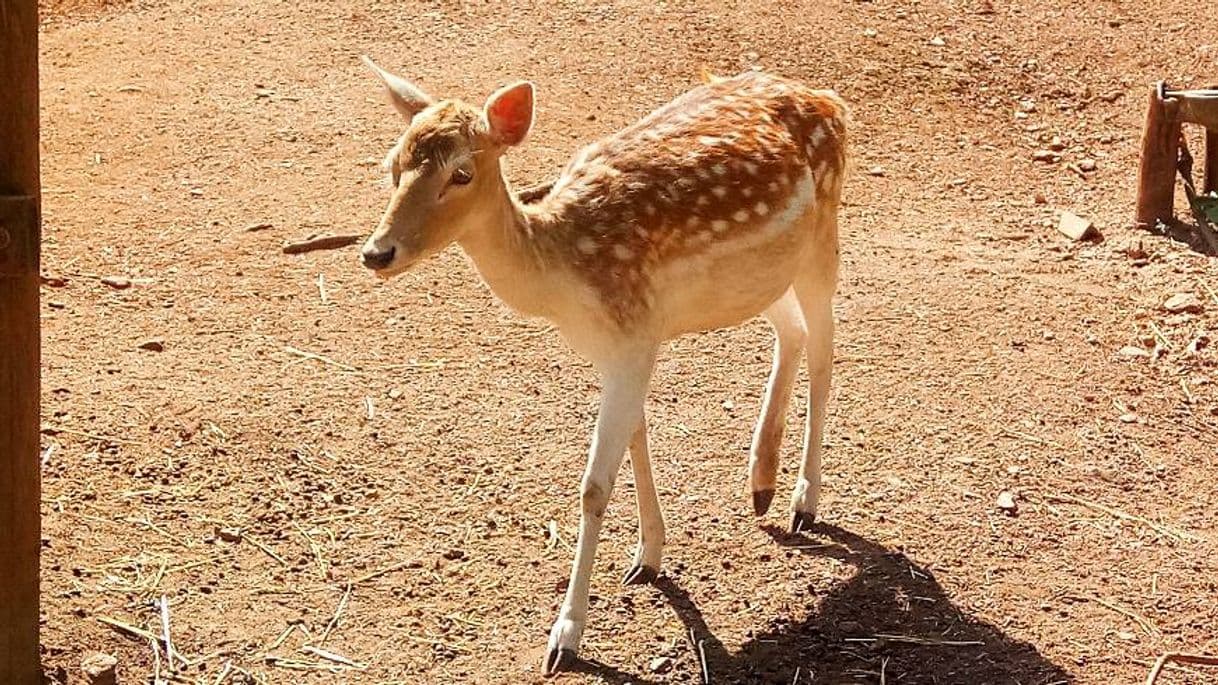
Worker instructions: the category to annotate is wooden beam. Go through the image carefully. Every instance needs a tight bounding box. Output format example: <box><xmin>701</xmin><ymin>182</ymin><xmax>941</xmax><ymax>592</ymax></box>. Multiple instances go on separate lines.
<box><xmin>0</xmin><ymin>1</ymin><xmax>42</xmax><ymax>683</ymax></box>
<box><xmin>1135</xmin><ymin>82</ymin><xmax>1181</xmax><ymax>228</ymax></box>
<box><xmin>1164</xmin><ymin>88</ymin><xmax>1218</xmax><ymax>129</ymax></box>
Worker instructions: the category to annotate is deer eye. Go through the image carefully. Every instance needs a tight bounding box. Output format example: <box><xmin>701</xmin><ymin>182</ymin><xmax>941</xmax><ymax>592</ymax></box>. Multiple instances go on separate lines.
<box><xmin>451</xmin><ymin>167</ymin><xmax>473</xmax><ymax>186</ymax></box>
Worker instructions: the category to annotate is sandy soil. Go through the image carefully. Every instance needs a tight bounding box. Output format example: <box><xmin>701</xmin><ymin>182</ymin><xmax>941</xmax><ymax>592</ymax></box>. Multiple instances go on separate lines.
<box><xmin>34</xmin><ymin>1</ymin><xmax>1218</xmax><ymax>683</ymax></box>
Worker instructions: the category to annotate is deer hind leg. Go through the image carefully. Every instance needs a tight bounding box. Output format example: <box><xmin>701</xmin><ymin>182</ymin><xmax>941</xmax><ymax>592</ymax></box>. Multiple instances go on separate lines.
<box><xmin>789</xmin><ymin>276</ymin><xmax>834</xmax><ymax>534</ymax></box>
<box><xmin>748</xmin><ymin>288</ymin><xmax>807</xmax><ymax>516</ymax></box>
<box><xmin>622</xmin><ymin>416</ymin><xmax>664</xmax><ymax>585</ymax></box>
<box><xmin>545</xmin><ymin>345</ymin><xmax>656</xmax><ymax>675</ymax></box>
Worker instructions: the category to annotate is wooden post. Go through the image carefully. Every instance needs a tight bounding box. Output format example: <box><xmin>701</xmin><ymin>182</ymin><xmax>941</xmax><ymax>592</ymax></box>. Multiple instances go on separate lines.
<box><xmin>1135</xmin><ymin>82</ymin><xmax>1181</xmax><ymax>228</ymax></box>
<box><xmin>1205</xmin><ymin>128</ymin><xmax>1218</xmax><ymax>195</ymax></box>
<box><xmin>0</xmin><ymin>1</ymin><xmax>43</xmax><ymax>684</ymax></box>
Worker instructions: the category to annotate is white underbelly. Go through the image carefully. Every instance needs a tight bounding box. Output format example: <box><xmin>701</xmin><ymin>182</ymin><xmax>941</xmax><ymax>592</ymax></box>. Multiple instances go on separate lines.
<box><xmin>652</xmin><ymin>223</ymin><xmax>807</xmax><ymax>339</ymax></box>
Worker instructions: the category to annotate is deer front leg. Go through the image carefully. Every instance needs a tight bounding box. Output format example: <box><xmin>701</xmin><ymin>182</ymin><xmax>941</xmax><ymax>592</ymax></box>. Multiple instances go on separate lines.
<box><xmin>545</xmin><ymin>347</ymin><xmax>657</xmax><ymax>675</ymax></box>
<box><xmin>622</xmin><ymin>416</ymin><xmax>664</xmax><ymax>585</ymax></box>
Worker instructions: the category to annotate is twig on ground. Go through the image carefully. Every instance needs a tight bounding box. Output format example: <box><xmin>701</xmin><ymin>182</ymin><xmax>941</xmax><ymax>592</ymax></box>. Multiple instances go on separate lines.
<box><xmin>1070</xmin><ymin>594</ymin><xmax>1159</xmax><ymax>636</ymax></box>
<box><xmin>213</xmin><ymin>660</ymin><xmax>234</xmax><ymax>685</ymax></box>
<box><xmin>41</xmin><ymin>423</ymin><xmax>143</xmax><ymax>445</ymax></box>
<box><xmin>318</xmin><ymin>583</ymin><xmax>353</xmax><ymax>645</ymax></box>
<box><xmin>845</xmin><ymin>634</ymin><xmax>984</xmax><ymax>647</ymax></box>
<box><xmin>354</xmin><ymin>559</ymin><xmax>420</xmax><ymax>584</ymax></box>
<box><xmin>1045</xmin><ymin>492</ymin><xmax>1201</xmax><ymax>542</ymax></box>
<box><xmin>1148</xmin><ymin>321</ymin><xmax>1172</xmax><ymax>351</ymax></box>
<box><xmin>98</xmin><ymin>616</ymin><xmax>160</xmax><ymax>642</ymax></box>
<box><xmin>316</xmin><ymin>274</ymin><xmax>329</xmax><ymax>304</ymax></box>
<box><xmin>281</xmin><ymin>234</ymin><xmax>361</xmax><ymax>255</ymax></box>
<box><xmin>264</xmin><ymin>655</ymin><xmax>342</xmax><ymax>672</ymax></box>
<box><xmin>1202</xmin><ymin>281</ymin><xmax>1218</xmax><ymax>307</ymax></box>
<box><xmin>243</xmin><ymin>532</ymin><xmax>287</xmax><ymax>566</ymax></box>
<box><xmin>1000</xmin><ymin>428</ymin><xmax>1062</xmax><ymax>448</ymax></box>
<box><xmin>283</xmin><ymin>346</ymin><xmax>359</xmax><ymax>372</ymax></box>
<box><xmin>293</xmin><ymin>521</ymin><xmax>328</xmax><ymax>580</ymax></box>
<box><xmin>159</xmin><ymin>595</ymin><xmax>177</xmax><ymax>671</ymax></box>
<box><xmin>150</xmin><ymin>636</ymin><xmax>164</xmax><ymax>685</ymax></box>
<box><xmin>1146</xmin><ymin>653</ymin><xmax>1218</xmax><ymax>685</ymax></box>
<box><xmin>300</xmin><ymin>645</ymin><xmax>366</xmax><ymax>669</ymax></box>
<box><xmin>697</xmin><ymin>638</ymin><xmax>711</xmax><ymax>685</ymax></box>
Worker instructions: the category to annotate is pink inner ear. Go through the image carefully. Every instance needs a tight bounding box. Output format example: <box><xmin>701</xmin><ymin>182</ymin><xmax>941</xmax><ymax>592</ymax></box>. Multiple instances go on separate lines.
<box><xmin>487</xmin><ymin>84</ymin><xmax>534</xmax><ymax>146</ymax></box>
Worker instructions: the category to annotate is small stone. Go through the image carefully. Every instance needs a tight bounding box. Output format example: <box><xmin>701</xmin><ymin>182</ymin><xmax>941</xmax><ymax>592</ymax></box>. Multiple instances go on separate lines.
<box><xmin>81</xmin><ymin>652</ymin><xmax>117</xmax><ymax>685</ymax></box>
<box><xmin>1119</xmin><ymin>412</ymin><xmax>1138</xmax><ymax>424</ymax></box>
<box><xmin>722</xmin><ymin>399</ymin><xmax>735</xmax><ymax>411</ymax></box>
<box><xmin>1048</xmin><ymin>136</ymin><xmax>1065</xmax><ymax>151</ymax></box>
<box><xmin>138</xmin><ymin>339</ymin><xmax>165</xmax><ymax>352</ymax></box>
<box><xmin>1078</xmin><ymin>158</ymin><xmax>1097</xmax><ymax>172</ymax></box>
<box><xmin>1057</xmin><ymin>211</ymin><xmax>1096</xmax><ymax>241</ymax></box>
<box><xmin>1117</xmin><ymin>345</ymin><xmax>1150</xmax><ymax>358</ymax></box>
<box><xmin>1033</xmin><ymin>192</ymin><xmax>1047</xmax><ymax>205</ymax></box>
<box><xmin>929</xmin><ymin>36</ymin><xmax>946</xmax><ymax>46</ymax></box>
<box><xmin>649</xmin><ymin>656</ymin><xmax>673</xmax><ymax>673</ymax></box>
<box><xmin>996</xmin><ymin>490</ymin><xmax>1018</xmax><ymax>514</ymax></box>
<box><xmin>1163</xmin><ymin>293</ymin><xmax>1203</xmax><ymax>314</ymax></box>
<box><xmin>100</xmin><ymin>276</ymin><xmax>131</xmax><ymax>289</ymax></box>
<box><xmin>216</xmin><ymin>527</ymin><xmax>242</xmax><ymax>543</ymax></box>
<box><xmin>1117</xmin><ymin>630</ymin><xmax>1136</xmax><ymax>641</ymax></box>
<box><xmin>387</xmin><ymin>388</ymin><xmax>403</xmax><ymax>400</ymax></box>
<box><xmin>1032</xmin><ymin>149</ymin><xmax>1059</xmax><ymax>163</ymax></box>
<box><xmin>866</xmin><ymin>166</ymin><xmax>885</xmax><ymax>176</ymax></box>
<box><xmin>862</xmin><ymin>28</ymin><xmax>878</xmax><ymax>38</ymax></box>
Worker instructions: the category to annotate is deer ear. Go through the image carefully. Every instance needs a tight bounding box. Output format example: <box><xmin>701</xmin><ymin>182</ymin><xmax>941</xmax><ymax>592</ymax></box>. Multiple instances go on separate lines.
<box><xmin>484</xmin><ymin>81</ymin><xmax>535</xmax><ymax>147</ymax></box>
<box><xmin>361</xmin><ymin>55</ymin><xmax>433</xmax><ymax>122</ymax></box>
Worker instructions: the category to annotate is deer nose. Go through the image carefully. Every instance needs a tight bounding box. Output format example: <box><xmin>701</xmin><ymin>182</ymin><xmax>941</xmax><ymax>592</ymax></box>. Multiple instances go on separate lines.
<box><xmin>361</xmin><ymin>245</ymin><xmax>396</xmax><ymax>270</ymax></box>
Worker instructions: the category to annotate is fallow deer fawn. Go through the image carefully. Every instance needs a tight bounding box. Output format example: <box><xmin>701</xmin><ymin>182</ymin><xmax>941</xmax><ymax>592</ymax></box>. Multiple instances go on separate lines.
<box><xmin>358</xmin><ymin>56</ymin><xmax>848</xmax><ymax>674</ymax></box>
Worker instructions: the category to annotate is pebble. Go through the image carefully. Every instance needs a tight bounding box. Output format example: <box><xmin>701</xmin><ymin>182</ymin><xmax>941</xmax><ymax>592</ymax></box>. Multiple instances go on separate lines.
<box><xmin>997</xmin><ymin>490</ymin><xmax>1018</xmax><ymax>514</ymax></box>
<box><xmin>649</xmin><ymin>656</ymin><xmax>673</xmax><ymax>673</ymax></box>
<box><xmin>81</xmin><ymin>652</ymin><xmax>117</xmax><ymax>685</ymax></box>
<box><xmin>1163</xmin><ymin>293</ymin><xmax>1203</xmax><ymax>314</ymax></box>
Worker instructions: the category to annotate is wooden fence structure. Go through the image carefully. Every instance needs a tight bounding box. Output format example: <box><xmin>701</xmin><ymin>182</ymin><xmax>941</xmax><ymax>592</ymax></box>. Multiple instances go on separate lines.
<box><xmin>0</xmin><ymin>0</ymin><xmax>43</xmax><ymax>683</ymax></box>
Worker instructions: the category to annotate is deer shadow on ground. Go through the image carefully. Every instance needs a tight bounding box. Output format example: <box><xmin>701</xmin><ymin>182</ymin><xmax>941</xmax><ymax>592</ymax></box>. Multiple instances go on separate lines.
<box><xmin>572</xmin><ymin>523</ymin><xmax>1072</xmax><ymax>685</ymax></box>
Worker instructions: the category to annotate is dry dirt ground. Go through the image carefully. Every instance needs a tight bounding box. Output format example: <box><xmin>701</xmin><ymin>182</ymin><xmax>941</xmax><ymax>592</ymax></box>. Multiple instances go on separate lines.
<box><xmin>33</xmin><ymin>1</ymin><xmax>1218</xmax><ymax>683</ymax></box>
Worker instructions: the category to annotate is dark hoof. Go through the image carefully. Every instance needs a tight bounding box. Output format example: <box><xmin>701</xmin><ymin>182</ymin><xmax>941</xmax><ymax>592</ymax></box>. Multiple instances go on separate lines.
<box><xmin>543</xmin><ymin>647</ymin><xmax>577</xmax><ymax>676</ymax></box>
<box><xmin>622</xmin><ymin>564</ymin><xmax>659</xmax><ymax>586</ymax></box>
<box><xmin>790</xmin><ymin>510</ymin><xmax>816</xmax><ymax>534</ymax></box>
<box><xmin>752</xmin><ymin>488</ymin><xmax>775</xmax><ymax>516</ymax></box>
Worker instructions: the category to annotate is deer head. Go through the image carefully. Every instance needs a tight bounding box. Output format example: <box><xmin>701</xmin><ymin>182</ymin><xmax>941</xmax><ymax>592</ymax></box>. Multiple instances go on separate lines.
<box><xmin>359</xmin><ymin>56</ymin><xmax>535</xmax><ymax>278</ymax></box>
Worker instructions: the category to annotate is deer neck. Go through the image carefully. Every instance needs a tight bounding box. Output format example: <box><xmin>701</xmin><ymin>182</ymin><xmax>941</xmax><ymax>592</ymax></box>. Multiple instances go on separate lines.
<box><xmin>455</xmin><ymin>164</ymin><xmax>557</xmax><ymax>319</ymax></box>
